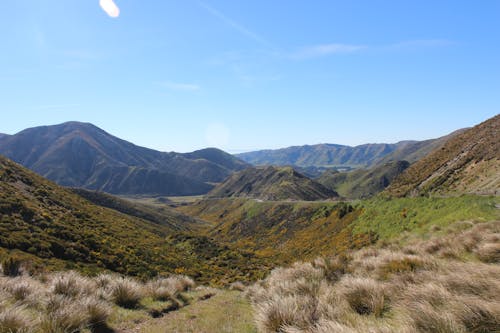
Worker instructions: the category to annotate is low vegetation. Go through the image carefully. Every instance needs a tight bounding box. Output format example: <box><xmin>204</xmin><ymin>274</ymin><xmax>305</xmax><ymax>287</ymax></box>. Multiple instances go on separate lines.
<box><xmin>181</xmin><ymin>195</ymin><xmax>498</xmax><ymax>265</ymax></box>
<box><xmin>0</xmin><ymin>155</ymin><xmax>268</xmax><ymax>284</ymax></box>
<box><xmin>246</xmin><ymin>220</ymin><xmax>500</xmax><ymax>332</ymax></box>
<box><xmin>0</xmin><ymin>268</ymin><xmax>197</xmax><ymax>332</ymax></box>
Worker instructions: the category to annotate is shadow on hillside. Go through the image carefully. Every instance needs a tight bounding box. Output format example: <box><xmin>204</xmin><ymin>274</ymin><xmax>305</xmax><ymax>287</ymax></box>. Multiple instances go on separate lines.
<box><xmin>91</xmin><ymin>324</ymin><xmax>117</xmax><ymax>333</ymax></box>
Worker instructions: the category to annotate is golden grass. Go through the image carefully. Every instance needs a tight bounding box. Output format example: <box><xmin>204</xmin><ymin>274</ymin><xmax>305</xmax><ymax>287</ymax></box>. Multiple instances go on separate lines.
<box><xmin>0</xmin><ymin>270</ymin><xmax>197</xmax><ymax>332</ymax></box>
<box><xmin>248</xmin><ymin>221</ymin><xmax>500</xmax><ymax>332</ymax></box>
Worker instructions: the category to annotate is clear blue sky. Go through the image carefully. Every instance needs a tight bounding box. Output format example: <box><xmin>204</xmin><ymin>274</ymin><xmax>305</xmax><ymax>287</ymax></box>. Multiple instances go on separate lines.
<box><xmin>1</xmin><ymin>1</ymin><xmax>498</xmax><ymax>152</ymax></box>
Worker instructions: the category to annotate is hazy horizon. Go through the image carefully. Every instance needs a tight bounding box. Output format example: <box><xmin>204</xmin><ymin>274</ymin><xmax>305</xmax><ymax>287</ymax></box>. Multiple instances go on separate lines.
<box><xmin>1</xmin><ymin>1</ymin><xmax>499</xmax><ymax>152</ymax></box>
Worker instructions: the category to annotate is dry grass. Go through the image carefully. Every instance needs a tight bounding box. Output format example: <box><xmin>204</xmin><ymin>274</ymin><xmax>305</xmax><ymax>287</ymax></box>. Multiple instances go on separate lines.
<box><xmin>110</xmin><ymin>276</ymin><xmax>144</xmax><ymax>308</ymax></box>
<box><xmin>0</xmin><ymin>306</ymin><xmax>32</xmax><ymax>333</ymax></box>
<box><xmin>229</xmin><ymin>281</ymin><xmax>247</xmax><ymax>291</ymax></box>
<box><xmin>248</xmin><ymin>221</ymin><xmax>500</xmax><ymax>333</ymax></box>
<box><xmin>0</xmin><ymin>269</ymin><xmax>196</xmax><ymax>332</ymax></box>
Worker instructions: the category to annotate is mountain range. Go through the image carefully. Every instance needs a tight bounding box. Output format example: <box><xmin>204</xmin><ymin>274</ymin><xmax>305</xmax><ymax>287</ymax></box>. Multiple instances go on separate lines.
<box><xmin>0</xmin><ymin>122</ymin><xmax>248</xmax><ymax>196</ymax></box>
<box><xmin>236</xmin><ymin>130</ymin><xmax>461</xmax><ymax>169</ymax></box>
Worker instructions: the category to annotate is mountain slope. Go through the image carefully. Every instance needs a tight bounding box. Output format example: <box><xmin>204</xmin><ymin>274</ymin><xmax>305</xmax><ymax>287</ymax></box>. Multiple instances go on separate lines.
<box><xmin>70</xmin><ymin>188</ymin><xmax>204</xmax><ymax>231</ymax></box>
<box><xmin>386</xmin><ymin>114</ymin><xmax>500</xmax><ymax>197</ymax></box>
<box><xmin>0</xmin><ymin>155</ymin><xmax>266</xmax><ymax>282</ymax></box>
<box><xmin>208</xmin><ymin>166</ymin><xmax>337</xmax><ymax>201</ymax></box>
<box><xmin>0</xmin><ymin>122</ymin><xmax>248</xmax><ymax>195</ymax></box>
<box><xmin>317</xmin><ymin>160</ymin><xmax>410</xmax><ymax>199</ymax></box>
<box><xmin>236</xmin><ymin>132</ymin><xmax>461</xmax><ymax>169</ymax></box>
<box><xmin>375</xmin><ymin>129</ymin><xmax>467</xmax><ymax>165</ymax></box>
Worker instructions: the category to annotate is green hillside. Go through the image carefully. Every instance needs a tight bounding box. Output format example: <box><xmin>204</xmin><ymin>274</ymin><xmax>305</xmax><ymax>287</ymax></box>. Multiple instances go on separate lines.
<box><xmin>317</xmin><ymin>161</ymin><xmax>410</xmax><ymax>199</ymax></box>
<box><xmin>180</xmin><ymin>195</ymin><xmax>498</xmax><ymax>264</ymax></box>
<box><xmin>0</xmin><ymin>155</ymin><xmax>267</xmax><ymax>283</ymax></box>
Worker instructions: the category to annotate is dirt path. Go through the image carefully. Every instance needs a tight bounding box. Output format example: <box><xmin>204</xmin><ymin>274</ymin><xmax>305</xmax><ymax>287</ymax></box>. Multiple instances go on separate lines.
<box><xmin>116</xmin><ymin>289</ymin><xmax>257</xmax><ymax>333</ymax></box>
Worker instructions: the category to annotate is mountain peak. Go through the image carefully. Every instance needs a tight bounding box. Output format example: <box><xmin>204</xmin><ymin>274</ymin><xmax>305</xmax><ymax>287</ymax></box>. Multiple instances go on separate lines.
<box><xmin>0</xmin><ymin>122</ymin><xmax>248</xmax><ymax>196</ymax></box>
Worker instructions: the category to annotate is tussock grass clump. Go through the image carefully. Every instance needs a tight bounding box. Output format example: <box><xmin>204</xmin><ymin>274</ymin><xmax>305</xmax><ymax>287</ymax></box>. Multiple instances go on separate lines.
<box><xmin>255</xmin><ymin>295</ymin><xmax>318</xmax><ymax>333</ymax></box>
<box><xmin>0</xmin><ymin>306</ymin><xmax>32</xmax><ymax>333</ymax></box>
<box><xmin>41</xmin><ymin>294</ymin><xmax>91</xmax><ymax>333</ymax></box>
<box><xmin>475</xmin><ymin>242</ymin><xmax>500</xmax><ymax>263</ymax></box>
<box><xmin>250</xmin><ymin>220</ymin><xmax>500</xmax><ymax>333</ymax></box>
<box><xmin>49</xmin><ymin>271</ymin><xmax>94</xmax><ymax>298</ymax></box>
<box><xmin>146</xmin><ymin>277</ymin><xmax>179</xmax><ymax>302</ymax></box>
<box><xmin>1</xmin><ymin>277</ymin><xmax>39</xmax><ymax>303</ymax></box>
<box><xmin>110</xmin><ymin>277</ymin><xmax>144</xmax><ymax>308</ymax></box>
<box><xmin>1</xmin><ymin>257</ymin><xmax>22</xmax><ymax>277</ymax></box>
<box><xmin>337</xmin><ymin>277</ymin><xmax>387</xmax><ymax>317</ymax></box>
<box><xmin>81</xmin><ymin>296</ymin><xmax>112</xmax><ymax>327</ymax></box>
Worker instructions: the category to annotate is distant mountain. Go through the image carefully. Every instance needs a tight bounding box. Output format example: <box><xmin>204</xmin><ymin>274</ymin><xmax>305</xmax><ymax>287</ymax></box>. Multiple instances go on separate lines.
<box><xmin>0</xmin><ymin>133</ymin><xmax>9</xmax><ymax>139</ymax></box>
<box><xmin>317</xmin><ymin>160</ymin><xmax>410</xmax><ymax>199</ymax></box>
<box><xmin>375</xmin><ymin>129</ymin><xmax>467</xmax><ymax>165</ymax></box>
<box><xmin>0</xmin><ymin>122</ymin><xmax>248</xmax><ymax>196</ymax></box>
<box><xmin>236</xmin><ymin>132</ymin><xmax>461</xmax><ymax>169</ymax></box>
<box><xmin>208</xmin><ymin>166</ymin><xmax>337</xmax><ymax>201</ymax></box>
<box><xmin>386</xmin><ymin>115</ymin><xmax>500</xmax><ymax>197</ymax></box>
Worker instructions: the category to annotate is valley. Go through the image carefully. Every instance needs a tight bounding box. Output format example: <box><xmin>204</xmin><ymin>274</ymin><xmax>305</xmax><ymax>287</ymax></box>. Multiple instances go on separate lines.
<box><xmin>0</xmin><ymin>114</ymin><xmax>499</xmax><ymax>332</ymax></box>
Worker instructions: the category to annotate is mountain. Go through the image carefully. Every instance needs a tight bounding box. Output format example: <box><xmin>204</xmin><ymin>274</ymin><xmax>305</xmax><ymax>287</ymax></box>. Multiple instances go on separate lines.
<box><xmin>0</xmin><ymin>133</ymin><xmax>9</xmax><ymax>139</ymax></box>
<box><xmin>207</xmin><ymin>166</ymin><xmax>337</xmax><ymax>201</ymax></box>
<box><xmin>236</xmin><ymin>132</ymin><xmax>461</xmax><ymax>169</ymax></box>
<box><xmin>375</xmin><ymin>129</ymin><xmax>467</xmax><ymax>165</ymax></box>
<box><xmin>0</xmin><ymin>122</ymin><xmax>248</xmax><ymax>196</ymax></box>
<box><xmin>386</xmin><ymin>115</ymin><xmax>500</xmax><ymax>197</ymax></box>
<box><xmin>317</xmin><ymin>160</ymin><xmax>410</xmax><ymax>199</ymax></box>
<box><xmin>0</xmin><ymin>155</ymin><xmax>265</xmax><ymax>282</ymax></box>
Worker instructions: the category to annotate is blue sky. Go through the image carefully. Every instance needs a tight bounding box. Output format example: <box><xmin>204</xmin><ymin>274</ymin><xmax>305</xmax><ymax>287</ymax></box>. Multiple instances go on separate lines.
<box><xmin>0</xmin><ymin>1</ymin><xmax>498</xmax><ymax>152</ymax></box>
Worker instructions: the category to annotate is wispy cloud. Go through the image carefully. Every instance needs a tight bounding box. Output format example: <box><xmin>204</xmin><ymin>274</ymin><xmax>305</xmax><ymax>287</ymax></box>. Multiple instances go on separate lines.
<box><xmin>160</xmin><ymin>81</ymin><xmax>201</xmax><ymax>92</ymax></box>
<box><xmin>99</xmin><ymin>0</ymin><xmax>120</xmax><ymax>18</ymax></box>
<box><xmin>292</xmin><ymin>43</ymin><xmax>366</xmax><ymax>59</ymax></box>
<box><xmin>198</xmin><ymin>1</ymin><xmax>276</xmax><ymax>50</ymax></box>
<box><xmin>291</xmin><ymin>39</ymin><xmax>453</xmax><ymax>60</ymax></box>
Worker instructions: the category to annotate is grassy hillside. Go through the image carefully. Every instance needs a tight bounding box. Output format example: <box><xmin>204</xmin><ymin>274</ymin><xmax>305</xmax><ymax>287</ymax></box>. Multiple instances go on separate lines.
<box><xmin>180</xmin><ymin>195</ymin><xmax>498</xmax><ymax>264</ymax></box>
<box><xmin>208</xmin><ymin>166</ymin><xmax>337</xmax><ymax>201</ymax></box>
<box><xmin>387</xmin><ymin>114</ymin><xmax>500</xmax><ymax>197</ymax></box>
<box><xmin>0</xmin><ymin>155</ymin><xmax>267</xmax><ymax>283</ymax></box>
<box><xmin>317</xmin><ymin>160</ymin><xmax>410</xmax><ymax>199</ymax></box>
<box><xmin>248</xmin><ymin>219</ymin><xmax>500</xmax><ymax>332</ymax></box>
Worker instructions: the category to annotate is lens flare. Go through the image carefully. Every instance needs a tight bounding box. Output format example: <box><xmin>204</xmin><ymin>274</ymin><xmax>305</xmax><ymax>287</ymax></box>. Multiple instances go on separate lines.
<box><xmin>100</xmin><ymin>0</ymin><xmax>120</xmax><ymax>18</ymax></box>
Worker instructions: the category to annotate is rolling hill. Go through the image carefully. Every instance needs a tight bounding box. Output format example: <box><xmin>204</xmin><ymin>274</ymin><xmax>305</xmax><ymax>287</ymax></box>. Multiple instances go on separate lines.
<box><xmin>0</xmin><ymin>155</ymin><xmax>266</xmax><ymax>283</ymax></box>
<box><xmin>386</xmin><ymin>114</ymin><xmax>500</xmax><ymax>197</ymax></box>
<box><xmin>207</xmin><ymin>166</ymin><xmax>338</xmax><ymax>201</ymax></box>
<box><xmin>0</xmin><ymin>122</ymin><xmax>248</xmax><ymax>196</ymax></box>
<box><xmin>317</xmin><ymin>160</ymin><xmax>410</xmax><ymax>199</ymax></box>
<box><xmin>236</xmin><ymin>131</ymin><xmax>461</xmax><ymax>169</ymax></box>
